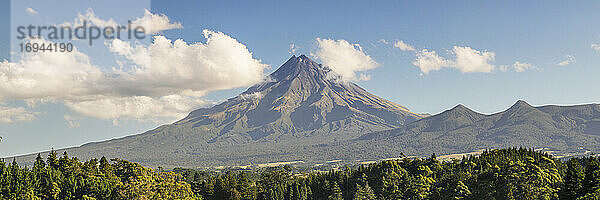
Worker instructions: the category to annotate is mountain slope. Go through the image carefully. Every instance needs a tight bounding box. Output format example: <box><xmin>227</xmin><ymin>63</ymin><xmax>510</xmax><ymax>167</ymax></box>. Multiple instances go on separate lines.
<box><xmin>353</xmin><ymin>100</ymin><xmax>600</xmax><ymax>157</ymax></box>
<box><xmin>174</xmin><ymin>55</ymin><xmax>423</xmax><ymax>144</ymax></box>
<box><xmin>15</xmin><ymin>55</ymin><xmax>424</xmax><ymax>168</ymax></box>
<box><xmin>13</xmin><ymin>55</ymin><xmax>600</xmax><ymax>168</ymax></box>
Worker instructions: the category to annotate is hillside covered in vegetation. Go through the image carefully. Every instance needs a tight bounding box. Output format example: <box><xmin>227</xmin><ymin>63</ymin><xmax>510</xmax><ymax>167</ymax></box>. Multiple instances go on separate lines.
<box><xmin>0</xmin><ymin>151</ymin><xmax>198</xmax><ymax>199</ymax></box>
<box><xmin>2</xmin><ymin>148</ymin><xmax>600</xmax><ymax>199</ymax></box>
<box><xmin>16</xmin><ymin>56</ymin><xmax>600</xmax><ymax>169</ymax></box>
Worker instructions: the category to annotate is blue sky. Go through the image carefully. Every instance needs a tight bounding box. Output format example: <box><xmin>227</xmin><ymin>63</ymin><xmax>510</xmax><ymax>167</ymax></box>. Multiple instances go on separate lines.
<box><xmin>0</xmin><ymin>0</ymin><xmax>9</xmax><ymax>60</ymax></box>
<box><xmin>1</xmin><ymin>0</ymin><xmax>600</xmax><ymax>157</ymax></box>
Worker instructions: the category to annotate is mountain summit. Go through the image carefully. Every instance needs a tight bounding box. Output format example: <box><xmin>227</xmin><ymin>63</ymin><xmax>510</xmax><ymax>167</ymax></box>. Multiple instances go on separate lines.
<box><xmin>178</xmin><ymin>55</ymin><xmax>423</xmax><ymax>144</ymax></box>
<box><xmin>23</xmin><ymin>55</ymin><xmax>423</xmax><ymax>167</ymax></box>
<box><xmin>15</xmin><ymin>56</ymin><xmax>600</xmax><ymax>168</ymax></box>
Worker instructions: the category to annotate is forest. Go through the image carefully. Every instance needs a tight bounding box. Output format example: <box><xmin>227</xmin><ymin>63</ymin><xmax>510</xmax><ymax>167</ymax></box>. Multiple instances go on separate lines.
<box><xmin>1</xmin><ymin>148</ymin><xmax>599</xmax><ymax>199</ymax></box>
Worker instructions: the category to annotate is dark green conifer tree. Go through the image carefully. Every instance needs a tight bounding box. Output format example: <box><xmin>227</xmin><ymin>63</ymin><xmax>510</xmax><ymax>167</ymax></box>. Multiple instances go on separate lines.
<box><xmin>583</xmin><ymin>158</ymin><xmax>600</xmax><ymax>195</ymax></box>
<box><xmin>47</xmin><ymin>150</ymin><xmax>59</xmax><ymax>169</ymax></box>
<box><xmin>561</xmin><ymin>159</ymin><xmax>585</xmax><ymax>199</ymax></box>
<box><xmin>328</xmin><ymin>181</ymin><xmax>343</xmax><ymax>200</ymax></box>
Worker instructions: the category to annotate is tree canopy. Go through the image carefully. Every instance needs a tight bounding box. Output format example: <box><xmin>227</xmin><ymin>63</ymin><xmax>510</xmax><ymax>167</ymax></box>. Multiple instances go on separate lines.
<box><xmin>2</xmin><ymin>148</ymin><xmax>600</xmax><ymax>199</ymax></box>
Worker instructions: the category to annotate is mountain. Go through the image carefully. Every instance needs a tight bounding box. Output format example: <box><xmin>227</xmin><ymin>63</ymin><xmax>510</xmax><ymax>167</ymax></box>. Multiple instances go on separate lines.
<box><xmin>352</xmin><ymin>100</ymin><xmax>600</xmax><ymax>157</ymax></box>
<box><xmin>15</xmin><ymin>55</ymin><xmax>424</xmax><ymax>168</ymax></box>
<box><xmin>175</xmin><ymin>55</ymin><xmax>423</xmax><ymax>144</ymax></box>
<box><xmin>13</xmin><ymin>55</ymin><xmax>600</xmax><ymax>168</ymax></box>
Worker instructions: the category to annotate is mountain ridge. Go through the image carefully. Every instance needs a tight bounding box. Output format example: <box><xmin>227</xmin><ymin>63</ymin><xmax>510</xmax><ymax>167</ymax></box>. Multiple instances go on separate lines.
<box><xmin>355</xmin><ymin>100</ymin><xmax>600</xmax><ymax>158</ymax></box>
<box><xmin>12</xmin><ymin>56</ymin><xmax>600</xmax><ymax>168</ymax></box>
<box><xmin>15</xmin><ymin>55</ymin><xmax>424</xmax><ymax>167</ymax></box>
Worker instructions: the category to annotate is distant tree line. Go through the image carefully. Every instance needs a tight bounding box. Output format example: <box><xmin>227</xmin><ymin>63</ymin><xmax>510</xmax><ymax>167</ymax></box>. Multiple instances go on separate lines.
<box><xmin>0</xmin><ymin>151</ymin><xmax>198</xmax><ymax>199</ymax></box>
<box><xmin>1</xmin><ymin>148</ymin><xmax>600</xmax><ymax>199</ymax></box>
<box><xmin>175</xmin><ymin>148</ymin><xmax>600</xmax><ymax>200</ymax></box>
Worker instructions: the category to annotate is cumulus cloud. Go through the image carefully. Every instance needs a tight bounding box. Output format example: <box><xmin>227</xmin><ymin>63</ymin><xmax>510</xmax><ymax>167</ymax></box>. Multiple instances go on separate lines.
<box><xmin>394</xmin><ymin>40</ymin><xmax>416</xmax><ymax>51</ymax></box>
<box><xmin>312</xmin><ymin>38</ymin><xmax>379</xmax><ymax>81</ymax></box>
<box><xmin>0</xmin><ymin>30</ymin><xmax>267</xmax><ymax>123</ymax></box>
<box><xmin>0</xmin><ymin>38</ymin><xmax>104</xmax><ymax>101</ymax></box>
<box><xmin>26</xmin><ymin>7</ymin><xmax>38</xmax><ymax>15</ymax></box>
<box><xmin>131</xmin><ymin>9</ymin><xmax>183</xmax><ymax>34</ymax></box>
<box><xmin>0</xmin><ymin>105</ymin><xmax>39</xmax><ymax>123</ymax></box>
<box><xmin>107</xmin><ymin>30</ymin><xmax>268</xmax><ymax>96</ymax></box>
<box><xmin>412</xmin><ymin>49</ymin><xmax>452</xmax><ymax>74</ymax></box>
<box><xmin>64</xmin><ymin>8</ymin><xmax>181</xmax><ymax>34</ymax></box>
<box><xmin>412</xmin><ymin>46</ymin><xmax>495</xmax><ymax>74</ymax></box>
<box><xmin>453</xmin><ymin>46</ymin><xmax>495</xmax><ymax>73</ymax></box>
<box><xmin>64</xmin><ymin>95</ymin><xmax>208</xmax><ymax>122</ymax></box>
<box><xmin>591</xmin><ymin>43</ymin><xmax>600</xmax><ymax>51</ymax></box>
<box><xmin>500</xmin><ymin>61</ymin><xmax>536</xmax><ymax>72</ymax></box>
<box><xmin>557</xmin><ymin>55</ymin><xmax>576</xmax><ymax>66</ymax></box>
<box><xmin>289</xmin><ymin>43</ymin><xmax>298</xmax><ymax>54</ymax></box>
<box><xmin>64</xmin><ymin>8</ymin><xmax>119</xmax><ymax>28</ymax></box>
<box><xmin>511</xmin><ymin>61</ymin><xmax>536</xmax><ymax>72</ymax></box>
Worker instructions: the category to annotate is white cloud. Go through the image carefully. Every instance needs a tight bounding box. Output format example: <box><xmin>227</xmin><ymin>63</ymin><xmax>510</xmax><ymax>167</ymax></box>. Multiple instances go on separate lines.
<box><xmin>0</xmin><ymin>38</ymin><xmax>104</xmax><ymax>101</ymax></box>
<box><xmin>107</xmin><ymin>30</ymin><xmax>268</xmax><ymax>96</ymax></box>
<box><xmin>412</xmin><ymin>49</ymin><xmax>452</xmax><ymax>74</ymax></box>
<box><xmin>393</xmin><ymin>40</ymin><xmax>416</xmax><ymax>51</ymax></box>
<box><xmin>453</xmin><ymin>46</ymin><xmax>495</xmax><ymax>73</ymax></box>
<box><xmin>591</xmin><ymin>43</ymin><xmax>600</xmax><ymax>51</ymax></box>
<box><xmin>0</xmin><ymin>30</ymin><xmax>268</xmax><ymax>123</ymax></box>
<box><xmin>499</xmin><ymin>62</ymin><xmax>536</xmax><ymax>72</ymax></box>
<box><xmin>131</xmin><ymin>9</ymin><xmax>183</xmax><ymax>34</ymax></box>
<box><xmin>63</xmin><ymin>115</ymin><xmax>80</xmax><ymax>128</ymax></box>
<box><xmin>26</xmin><ymin>7</ymin><xmax>38</xmax><ymax>16</ymax></box>
<box><xmin>557</xmin><ymin>55</ymin><xmax>576</xmax><ymax>66</ymax></box>
<box><xmin>239</xmin><ymin>92</ymin><xmax>264</xmax><ymax>100</ymax></box>
<box><xmin>65</xmin><ymin>8</ymin><xmax>119</xmax><ymax>28</ymax></box>
<box><xmin>64</xmin><ymin>95</ymin><xmax>208</xmax><ymax>121</ymax></box>
<box><xmin>511</xmin><ymin>61</ymin><xmax>536</xmax><ymax>72</ymax></box>
<box><xmin>312</xmin><ymin>38</ymin><xmax>379</xmax><ymax>81</ymax></box>
<box><xmin>289</xmin><ymin>43</ymin><xmax>298</xmax><ymax>54</ymax></box>
<box><xmin>64</xmin><ymin>8</ymin><xmax>181</xmax><ymax>34</ymax></box>
<box><xmin>0</xmin><ymin>105</ymin><xmax>39</xmax><ymax>123</ymax></box>
<box><xmin>412</xmin><ymin>46</ymin><xmax>495</xmax><ymax>74</ymax></box>
<box><xmin>378</xmin><ymin>39</ymin><xmax>389</xmax><ymax>45</ymax></box>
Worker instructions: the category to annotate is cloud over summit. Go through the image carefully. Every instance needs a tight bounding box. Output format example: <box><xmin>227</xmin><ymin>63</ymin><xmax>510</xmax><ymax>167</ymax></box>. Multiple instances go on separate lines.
<box><xmin>0</xmin><ymin>30</ymin><xmax>268</xmax><ymax>123</ymax></box>
<box><xmin>313</xmin><ymin>38</ymin><xmax>379</xmax><ymax>81</ymax></box>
